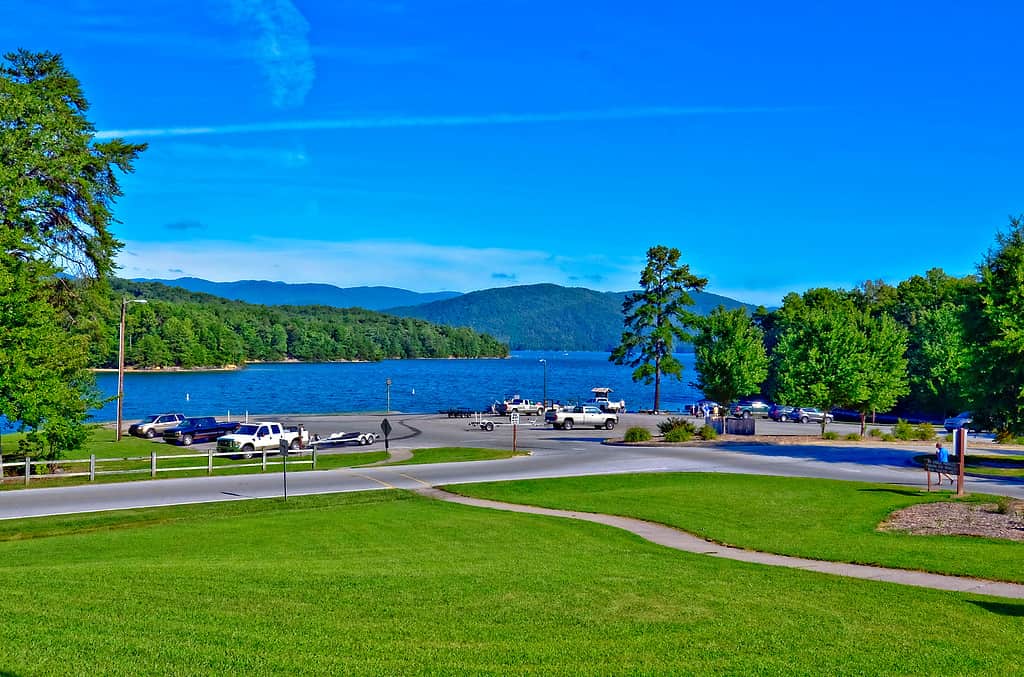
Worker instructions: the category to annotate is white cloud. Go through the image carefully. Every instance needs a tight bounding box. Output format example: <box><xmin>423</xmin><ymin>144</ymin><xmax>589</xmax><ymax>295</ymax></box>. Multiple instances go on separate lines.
<box><xmin>96</xmin><ymin>105</ymin><xmax>799</xmax><ymax>139</ymax></box>
<box><xmin>226</xmin><ymin>0</ymin><xmax>315</xmax><ymax>108</ymax></box>
<box><xmin>115</xmin><ymin>238</ymin><xmax>642</xmax><ymax>293</ymax></box>
<box><xmin>155</xmin><ymin>141</ymin><xmax>310</xmax><ymax>167</ymax></box>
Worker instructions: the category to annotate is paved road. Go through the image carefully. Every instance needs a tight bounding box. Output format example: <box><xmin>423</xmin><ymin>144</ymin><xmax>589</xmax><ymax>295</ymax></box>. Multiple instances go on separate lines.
<box><xmin>2</xmin><ymin>413</ymin><xmax>1021</xmax><ymax>520</ymax></box>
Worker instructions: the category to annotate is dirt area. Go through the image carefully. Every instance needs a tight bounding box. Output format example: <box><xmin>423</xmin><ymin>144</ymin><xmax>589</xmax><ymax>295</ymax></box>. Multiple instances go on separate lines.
<box><xmin>879</xmin><ymin>501</ymin><xmax>1024</xmax><ymax>541</ymax></box>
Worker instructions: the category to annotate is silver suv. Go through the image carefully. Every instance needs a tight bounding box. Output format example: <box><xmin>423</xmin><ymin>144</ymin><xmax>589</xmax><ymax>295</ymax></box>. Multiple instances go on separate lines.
<box><xmin>792</xmin><ymin>407</ymin><xmax>834</xmax><ymax>424</ymax></box>
<box><xmin>128</xmin><ymin>413</ymin><xmax>185</xmax><ymax>438</ymax></box>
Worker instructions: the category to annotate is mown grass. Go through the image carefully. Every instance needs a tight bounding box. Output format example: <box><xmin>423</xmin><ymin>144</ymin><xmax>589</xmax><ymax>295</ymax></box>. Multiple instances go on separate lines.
<box><xmin>0</xmin><ymin>447</ymin><xmax>388</xmax><ymax>492</ymax></box>
<box><xmin>0</xmin><ymin>490</ymin><xmax>1022</xmax><ymax>674</ymax></box>
<box><xmin>450</xmin><ymin>473</ymin><xmax>1024</xmax><ymax>583</ymax></box>
<box><xmin>381</xmin><ymin>446</ymin><xmax>526</xmax><ymax>466</ymax></box>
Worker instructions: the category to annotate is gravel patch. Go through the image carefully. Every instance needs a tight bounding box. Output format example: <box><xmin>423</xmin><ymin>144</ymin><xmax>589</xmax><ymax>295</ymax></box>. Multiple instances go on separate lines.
<box><xmin>879</xmin><ymin>501</ymin><xmax>1024</xmax><ymax>541</ymax></box>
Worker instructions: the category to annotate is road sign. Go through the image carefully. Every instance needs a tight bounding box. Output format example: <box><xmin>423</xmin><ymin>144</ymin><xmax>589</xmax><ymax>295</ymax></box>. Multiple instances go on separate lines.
<box><xmin>510</xmin><ymin>412</ymin><xmax>520</xmax><ymax>425</ymax></box>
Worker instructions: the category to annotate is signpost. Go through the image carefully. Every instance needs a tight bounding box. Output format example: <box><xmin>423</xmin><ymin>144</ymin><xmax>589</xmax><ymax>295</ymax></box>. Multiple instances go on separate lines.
<box><xmin>510</xmin><ymin>412</ymin><xmax>519</xmax><ymax>453</ymax></box>
<box><xmin>279</xmin><ymin>437</ymin><xmax>289</xmax><ymax>501</ymax></box>
<box><xmin>955</xmin><ymin>427</ymin><xmax>967</xmax><ymax>497</ymax></box>
<box><xmin>381</xmin><ymin>417</ymin><xmax>392</xmax><ymax>453</ymax></box>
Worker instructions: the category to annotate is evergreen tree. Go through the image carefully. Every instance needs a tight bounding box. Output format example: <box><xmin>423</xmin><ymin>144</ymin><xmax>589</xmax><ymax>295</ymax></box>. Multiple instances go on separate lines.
<box><xmin>610</xmin><ymin>246</ymin><xmax>707</xmax><ymax>411</ymax></box>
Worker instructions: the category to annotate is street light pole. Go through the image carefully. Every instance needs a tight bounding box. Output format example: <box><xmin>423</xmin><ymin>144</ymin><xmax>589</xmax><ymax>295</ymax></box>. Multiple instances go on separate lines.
<box><xmin>116</xmin><ymin>297</ymin><xmax>147</xmax><ymax>441</ymax></box>
<box><xmin>539</xmin><ymin>359</ymin><xmax>547</xmax><ymax>410</ymax></box>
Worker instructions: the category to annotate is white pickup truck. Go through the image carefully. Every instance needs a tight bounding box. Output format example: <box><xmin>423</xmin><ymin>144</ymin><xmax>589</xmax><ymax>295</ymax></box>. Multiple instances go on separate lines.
<box><xmin>216</xmin><ymin>422</ymin><xmax>311</xmax><ymax>458</ymax></box>
<box><xmin>544</xmin><ymin>405</ymin><xmax>618</xmax><ymax>430</ymax></box>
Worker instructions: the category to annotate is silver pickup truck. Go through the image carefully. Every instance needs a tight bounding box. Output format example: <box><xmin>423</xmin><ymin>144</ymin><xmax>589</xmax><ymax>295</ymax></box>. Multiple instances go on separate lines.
<box><xmin>544</xmin><ymin>405</ymin><xmax>618</xmax><ymax>430</ymax></box>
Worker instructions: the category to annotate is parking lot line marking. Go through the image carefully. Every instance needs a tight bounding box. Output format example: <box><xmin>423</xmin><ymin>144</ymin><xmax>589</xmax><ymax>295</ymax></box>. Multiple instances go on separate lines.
<box><xmin>398</xmin><ymin>473</ymin><xmax>433</xmax><ymax>488</ymax></box>
<box><xmin>348</xmin><ymin>472</ymin><xmax>396</xmax><ymax>489</ymax></box>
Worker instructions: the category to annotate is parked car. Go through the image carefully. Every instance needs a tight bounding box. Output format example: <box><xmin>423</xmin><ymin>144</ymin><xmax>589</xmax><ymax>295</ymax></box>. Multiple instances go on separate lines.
<box><xmin>944</xmin><ymin>411</ymin><xmax>973</xmax><ymax>432</ymax></box>
<box><xmin>163</xmin><ymin>417</ymin><xmax>240</xmax><ymax>446</ymax></box>
<box><xmin>792</xmin><ymin>407</ymin><xmax>834</xmax><ymax>424</ymax></box>
<box><xmin>128</xmin><ymin>413</ymin><xmax>185</xmax><ymax>439</ymax></box>
<box><xmin>768</xmin><ymin>405</ymin><xmax>795</xmax><ymax>422</ymax></box>
<box><xmin>216</xmin><ymin>421</ymin><xmax>311</xmax><ymax>458</ymax></box>
<box><xmin>545</xmin><ymin>405</ymin><xmax>618</xmax><ymax>430</ymax></box>
<box><xmin>730</xmin><ymin>400</ymin><xmax>772</xmax><ymax>419</ymax></box>
<box><xmin>499</xmin><ymin>398</ymin><xmax>545</xmax><ymax>415</ymax></box>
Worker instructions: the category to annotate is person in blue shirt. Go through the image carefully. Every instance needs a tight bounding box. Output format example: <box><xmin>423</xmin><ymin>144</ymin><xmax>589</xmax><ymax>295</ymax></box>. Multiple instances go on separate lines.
<box><xmin>934</xmin><ymin>442</ymin><xmax>955</xmax><ymax>484</ymax></box>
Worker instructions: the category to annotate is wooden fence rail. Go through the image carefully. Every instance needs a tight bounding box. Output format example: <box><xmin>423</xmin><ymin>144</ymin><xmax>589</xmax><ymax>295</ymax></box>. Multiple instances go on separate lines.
<box><xmin>0</xmin><ymin>447</ymin><xmax>317</xmax><ymax>486</ymax></box>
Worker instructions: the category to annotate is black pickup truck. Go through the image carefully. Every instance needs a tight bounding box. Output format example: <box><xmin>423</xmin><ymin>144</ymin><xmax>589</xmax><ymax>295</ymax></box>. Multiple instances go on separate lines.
<box><xmin>162</xmin><ymin>417</ymin><xmax>240</xmax><ymax>446</ymax></box>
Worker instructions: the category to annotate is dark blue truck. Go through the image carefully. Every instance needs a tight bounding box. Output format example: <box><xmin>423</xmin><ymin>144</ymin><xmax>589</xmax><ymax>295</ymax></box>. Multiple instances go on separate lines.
<box><xmin>162</xmin><ymin>417</ymin><xmax>240</xmax><ymax>446</ymax></box>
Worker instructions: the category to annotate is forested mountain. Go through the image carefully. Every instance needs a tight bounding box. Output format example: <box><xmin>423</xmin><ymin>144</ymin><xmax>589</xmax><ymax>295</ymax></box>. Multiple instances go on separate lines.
<box><xmin>98</xmin><ymin>279</ymin><xmax>507</xmax><ymax>368</ymax></box>
<box><xmin>388</xmin><ymin>283</ymin><xmax>759</xmax><ymax>351</ymax></box>
<box><xmin>133</xmin><ymin>277</ymin><xmax>462</xmax><ymax>310</ymax></box>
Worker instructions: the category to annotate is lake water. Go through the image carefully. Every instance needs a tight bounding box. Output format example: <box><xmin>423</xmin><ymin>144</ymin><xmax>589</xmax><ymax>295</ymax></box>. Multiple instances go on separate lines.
<box><xmin>91</xmin><ymin>351</ymin><xmax>704</xmax><ymax>422</ymax></box>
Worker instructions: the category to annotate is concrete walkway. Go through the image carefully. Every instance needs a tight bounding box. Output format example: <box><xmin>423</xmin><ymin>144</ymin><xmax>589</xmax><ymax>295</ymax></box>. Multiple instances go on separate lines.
<box><xmin>364</xmin><ymin>447</ymin><xmax>414</xmax><ymax>465</ymax></box>
<box><xmin>418</xmin><ymin>487</ymin><xmax>1024</xmax><ymax>600</ymax></box>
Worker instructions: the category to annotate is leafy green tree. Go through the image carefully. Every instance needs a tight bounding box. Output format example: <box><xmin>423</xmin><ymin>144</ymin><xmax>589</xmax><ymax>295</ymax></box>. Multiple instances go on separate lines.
<box><xmin>0</xmin><ymin>257</ymin><xmax>98</xmax><ymax>457</ymax></box>
<box><xmin>969</xmin><ymin>216</ymin><xmax>1024</xmax><ymax>434</ymax></box>
<box><xmin>0</xmin><ymin>50</ymin><xmax>145</xmax><ymax>277</ymax></box>
<box><xmin>771</xmin><ymin>292</ymin><xmax>869</xmax><ymax>434</ymax></box>
<box><xmin>692</xmin><ymin>306</ymin><xmax>768</xmax><ymax>406</ymax></box>
<box><xmin>610</xmin><ymin>246</ymin><xmax>707</xmax><ymax>411</ymax></box>
<box><xmin>853</xmin><ymin>313</ymin><xmax>909</xmax><ymax>435</ymax></box>
<box><xmin>908</xmin><ymin>303</ymin><xmax>971</xmax><ymax>416</ymax></box>
<box><xmin>1</xmin><ymin>50</ymin><xmax>143</xmax><ymax>455</ymax></box>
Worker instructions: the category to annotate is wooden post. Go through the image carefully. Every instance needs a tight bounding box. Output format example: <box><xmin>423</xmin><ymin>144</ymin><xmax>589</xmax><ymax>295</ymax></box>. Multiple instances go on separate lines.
<box><xmin>208</xmin><ymin>448</ymin><xmax>213</xmax><ymax>475</ymax></box>
<box><xmin>261</xmin><ymin>449</ymin><xmax>267</xmax><ymax>472</ymax></box>
<box><xmin>90</xmin><ymin>454</ymin><xmax>96</xmax><ymax>481</ymax></box>
<box><xmin>311</xmin><ymin>445</ymin><xmax>317</xmax><ymax>469</ymax></box>
<box><xmin>151</xmin><ymin>451</ymin><xmax>157</xmax><ymax>478</ymax></box>
<box><xmin>25</xmin><ymin>456</ymin><xmax>30</xmax><ymax>485</ymax></box>
<box><xmin>956</xmin><ymin>427</ymin><xmax>967</xmax><ymax>497</ymax></box>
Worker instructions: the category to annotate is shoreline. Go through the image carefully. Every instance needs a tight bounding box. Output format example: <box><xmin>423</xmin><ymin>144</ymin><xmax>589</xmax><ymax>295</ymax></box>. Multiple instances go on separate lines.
<box><xmin>91</xmin><ymin>354</ymin><xmax>510</xmax><ymax>374</ymax></box>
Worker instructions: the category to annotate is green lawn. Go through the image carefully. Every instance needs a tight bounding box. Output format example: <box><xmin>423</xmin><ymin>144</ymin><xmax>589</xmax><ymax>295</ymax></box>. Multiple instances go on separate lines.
<box><xmin>381</xmin><ymin>446</ymin><xmax>526</xmax><ymax>466</ymax></box>
<box><xmin>450</xmin><ymin>473</ymin><xmax>1024</xmax><ymax>583</ymax></box>
<box><xmin>0</xmin><ymin>490</ymin><xmax>1022</xmax><ymax>674</ymax></box>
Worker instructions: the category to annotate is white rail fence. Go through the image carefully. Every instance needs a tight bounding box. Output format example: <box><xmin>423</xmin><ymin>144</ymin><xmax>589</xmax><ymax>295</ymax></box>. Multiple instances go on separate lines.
<box><xmin>0</xmin><ymin>447</ymin><xmax>317</xmax><ymax>486</ymax></box>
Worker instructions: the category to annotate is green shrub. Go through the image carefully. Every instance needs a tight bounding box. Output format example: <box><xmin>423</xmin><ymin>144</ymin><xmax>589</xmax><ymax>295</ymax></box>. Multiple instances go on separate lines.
<box><xmin>868</xmin><ymin>428</ymin><xmax>882</xmax><ymax>438</ymax></box>
<box><xmin>657</xmin><ymin>416</ymin><xmax>696</xmax><ymax>435</ymax></box>
<box><xmin>944</xmin><ymin>433</ymin><xmax>954</xmax><ymax>442</ymax></box>
<box><xmin>913</xmin><ymin>422</ymin><xmax>936</xmax><ymax>441</ymax></box>
<box><xmin>892</xmin><ymin>419</ymin><xmax>915</xmax><ymax>441</ymax></box>
<box><xmin>845</xmin><ymin>433</ymin><xmax>861</xmax><ymax>441</ymax></box>
<box><xmin>697</xmin><ymin>425</ymin><xmax>718</xmax><ymax>440</ymax></box>
<box><xmin>663</xmin><ymin>427</ymin><xmax>693</xmax><ymax>443</ymax></box>
<box><xmin>623</xmin><ymin>427</ymin><xmax>651</xmax><ymax>443</ymax></box>
<box><xmin>881</xmin><ymin>433</ymin><xmax>896</xmax><ymax>442</ymax></box>
<box><xmin>822</xmin><ymin>431</ymin><xmax>840</xmax><ymax>440</ymax></box>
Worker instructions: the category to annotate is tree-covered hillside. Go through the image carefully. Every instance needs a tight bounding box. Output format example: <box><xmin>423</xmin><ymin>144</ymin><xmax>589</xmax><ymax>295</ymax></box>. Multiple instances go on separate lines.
<box><xmin>100</xmin><ymin>279</ymin><xmax>507</xmax><ymax>368</ymax></box>
<box><xmin>134</xmin><ymin>277</ymin><xmax>462</xmax><ymax>310</ymax></box>
<box><xmin>387</xmin><ymin>283</ymin><xmax>757</xmax><ymax>351</ymax></box>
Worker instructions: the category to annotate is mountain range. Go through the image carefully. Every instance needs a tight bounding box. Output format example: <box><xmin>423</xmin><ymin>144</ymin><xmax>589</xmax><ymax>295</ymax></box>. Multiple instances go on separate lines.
<box><xmin>132</xmin><ymin>277</ymin><xmax>461</xmax><ymax>310</ymax></box>
<box><xmin>136</xmin><ymin>277</ymin><xmax>759</xmax><ymax>351</ymax></box>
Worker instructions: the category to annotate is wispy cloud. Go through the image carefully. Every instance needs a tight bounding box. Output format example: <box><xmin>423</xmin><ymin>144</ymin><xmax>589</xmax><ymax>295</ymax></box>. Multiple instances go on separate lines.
<box><xmin>96</xmin><ymin>105</ymin><xmax>799</xmax><ymax>139</ymax></box>
<box><xmin>491</xmin><ymin>272</ymin><xmax>518</xmax><ymax>281</ymax></box>
<box><xmin>116</xmin><ymin>238</ymin><xmax>643</xmax><ymax>293</ymax></box>
<box><xmin>165</xmin><ymin>219</ymin><xmax>208</xmax><ymax>231</ymax></box>
<box><xmin>227</xmin><ymin>0</ymin><xmax>315</xmax><ymax>108</ymax></box>
<box><xmin>155</xmin><ymin>141</ymin><xmax>310</xmax><ymax>167</ymax></box>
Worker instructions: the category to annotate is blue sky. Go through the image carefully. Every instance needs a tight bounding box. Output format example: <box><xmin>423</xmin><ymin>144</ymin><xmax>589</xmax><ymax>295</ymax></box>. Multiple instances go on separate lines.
<box><xmin>5</xmin><ymin>0</ymin><xmax>1022</xmax><ymax>305</ymax></box>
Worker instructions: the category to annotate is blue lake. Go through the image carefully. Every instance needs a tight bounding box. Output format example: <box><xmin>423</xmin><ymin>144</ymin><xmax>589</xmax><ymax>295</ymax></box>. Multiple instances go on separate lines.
<box><xmin>91</xmin><ymin>351</ymin><xmax>704</xmax><ymax>422</ymax></box>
